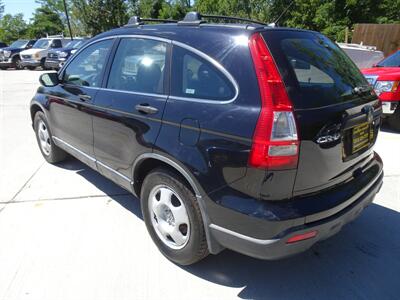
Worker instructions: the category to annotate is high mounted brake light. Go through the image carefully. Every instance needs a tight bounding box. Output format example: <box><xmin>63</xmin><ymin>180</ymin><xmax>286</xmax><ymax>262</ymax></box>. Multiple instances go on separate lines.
<box><xmin>248</xmin><ymin>33</ymin><xmax>299</xmax><ymax>170</ymax></box>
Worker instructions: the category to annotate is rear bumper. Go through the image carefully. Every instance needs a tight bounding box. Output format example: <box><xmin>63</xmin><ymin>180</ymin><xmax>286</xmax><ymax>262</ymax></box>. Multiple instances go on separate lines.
<box><xmin>382</xmin><ymin>101</ymin><xmax>398</xmax><ymax>115</ymax></box>
<box><xmin>205</xmin><ymin>153</ymin><xmax>383</xmax><ymax>260</ymax></box>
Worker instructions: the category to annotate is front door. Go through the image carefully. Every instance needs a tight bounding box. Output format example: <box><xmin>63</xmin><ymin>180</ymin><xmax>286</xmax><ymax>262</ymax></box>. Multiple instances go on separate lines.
<box><xmin>49</xmin><ymin>39</ymin><xmax>114</xmax><ymax>168</ymax></box>
<box><xmin>92</xmin><ymin>37</ymin><xmax>169</xmax><ymax>189</ymax></box>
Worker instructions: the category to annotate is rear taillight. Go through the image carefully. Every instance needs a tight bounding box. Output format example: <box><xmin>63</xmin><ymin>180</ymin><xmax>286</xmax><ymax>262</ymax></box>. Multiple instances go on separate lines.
<box><xmin>248</xmin><ymin>33</ymin><xmax>299</xmax><ymax>170</ymax></box>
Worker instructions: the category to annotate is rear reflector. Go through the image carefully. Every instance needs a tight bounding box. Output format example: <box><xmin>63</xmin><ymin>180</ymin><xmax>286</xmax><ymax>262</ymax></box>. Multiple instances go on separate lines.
<box><xmin>286</xmin><ymin>230</ymin><xmax>318</xmax><ymax>244</ymax></box>
<box><xmin>248</xmin><ymin>33</ymin><xmax>299</xmax><ymax>170</ymax></box>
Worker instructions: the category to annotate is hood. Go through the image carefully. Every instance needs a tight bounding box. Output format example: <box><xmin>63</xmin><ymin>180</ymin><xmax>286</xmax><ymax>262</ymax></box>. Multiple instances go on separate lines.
<box><xmin>1</xmin><ymin>46</ymin><xmax>25</xmax><ymax>52</ymax></box>
<box><xmin>361</xmin><ymin>67</ymin><xmax>400</xmax><ymax>81</ymax></box>
<box><xmin>20</xmin><ymin>48</ymin><xmax>44</xmax><ymax>55</ymax></box>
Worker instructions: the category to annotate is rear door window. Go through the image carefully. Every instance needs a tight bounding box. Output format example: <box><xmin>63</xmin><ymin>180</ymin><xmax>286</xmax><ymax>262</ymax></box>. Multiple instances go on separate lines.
<box><xmin>262</xmin><ymin>31</ymin><xmax>369</xmax><ymax>109</ymax></box>
<box><xmin>171</xmin><ymin>46</ymin><xmax>235</xmax><ymax>101</ymax></box>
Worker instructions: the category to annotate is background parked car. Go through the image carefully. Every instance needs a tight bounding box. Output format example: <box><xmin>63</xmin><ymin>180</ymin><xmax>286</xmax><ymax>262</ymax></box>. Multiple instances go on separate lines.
<box><xmin>0</xmin><ymin>42</ymin><xmax>8</xmax><ymax>48</ymax></box>
<box><xmin>0</xmin><ymin>40</ymin><xmax>37</xmax><ymax>70</ymax></box>
<box><xmin>338</xmin><ymin>43</ymin><xmax>385</xmax><ymax>69</ymax></box>
<box><xmin>45</xmin><ymin>38</ymin><xmax>88</xmax><ymax>70</ymax></box>
<box><xmin>362</xmin><ymin>49</ymin><xmax>400</xmax><ymax>131</ymax></box>
<box><xmin>20</xmin><ymin>36</ymin><xmax>71</xmax><ymax>70</ymax></box>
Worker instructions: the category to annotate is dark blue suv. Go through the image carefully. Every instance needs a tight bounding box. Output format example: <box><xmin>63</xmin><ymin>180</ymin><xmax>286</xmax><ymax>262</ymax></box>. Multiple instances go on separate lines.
<box><xmin>0</xmin><ymin>39</ymin><xmax>36</xmax><ymax>69</ymax></box>
<box><xmin>30</xmin><ymin>13</ymin><xmax>383</xmax><ymax>265</ymax></box>
<box><xmin>45</xmin><ymin>38</ymin><xmax>87</xmax><ymax>70</ymax></box>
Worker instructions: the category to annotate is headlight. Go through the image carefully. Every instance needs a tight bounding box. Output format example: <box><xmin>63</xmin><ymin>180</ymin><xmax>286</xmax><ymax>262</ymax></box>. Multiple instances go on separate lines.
<box><xmin>58</xmin><ymin>51</ymin><xmax>68</xmax><ymax>58</ymax></box>
<box><xmin>3</xmin><ymin>50</ymin><xmax>11</xmax><ymax>58</ymax></box>
<box><xmin>374</xmin><ymin>81</ymin><xmax>395</xmax><ymax>95</ymax></box>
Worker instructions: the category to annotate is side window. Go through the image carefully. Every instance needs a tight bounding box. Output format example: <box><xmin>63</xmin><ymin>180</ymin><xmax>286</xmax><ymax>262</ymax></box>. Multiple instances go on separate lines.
<box><xmin>63</xmin><ymin>39</ymin><xmax>113</xmax><ymax>87</ymax></box>
<box><xmin>171</xmin><ymin>46</ymin><xmax>235</xmax><ymax>101</ymax></box>
<box><xmin>107</xmin><ymin>38</ymin><xmax>167</xmax><ymax>94</ymax></box>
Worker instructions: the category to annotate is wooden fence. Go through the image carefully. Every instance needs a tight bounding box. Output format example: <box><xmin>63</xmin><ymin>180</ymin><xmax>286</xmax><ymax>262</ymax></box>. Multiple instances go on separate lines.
<box><xmin>352</xmin><ymin>24</ymin><xmax>400</xmax><ymax>56</ymax></box>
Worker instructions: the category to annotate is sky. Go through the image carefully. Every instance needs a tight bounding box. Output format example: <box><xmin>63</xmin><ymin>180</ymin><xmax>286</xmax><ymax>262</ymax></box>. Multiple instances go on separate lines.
<box><xmin>3</xmin><ymin>0</ymin><xmax>39</xmax><ymax>21</ymax></box>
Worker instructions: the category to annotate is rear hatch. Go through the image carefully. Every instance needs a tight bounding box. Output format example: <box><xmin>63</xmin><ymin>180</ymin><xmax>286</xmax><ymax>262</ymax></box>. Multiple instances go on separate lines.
<box><xmin>262</xmin><ymin>30</ymin><xmax>381</xmax><ymax>195</ymax></box>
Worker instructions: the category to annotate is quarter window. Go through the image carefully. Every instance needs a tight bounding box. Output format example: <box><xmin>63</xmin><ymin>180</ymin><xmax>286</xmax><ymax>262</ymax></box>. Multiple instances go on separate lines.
<box><xmin>107</xmin><ymin>38</ymin><xmax>167</xmax><ymax>94</ymax></box>
<box><xmin>171</xmin><ymin>46</ymin><xmax>235</xmax><ymax>101</ymax></box>
<box><xmin>63</xmin><ymin>39</ymin><xmax>112</xmax><ymax>87</ymax></box>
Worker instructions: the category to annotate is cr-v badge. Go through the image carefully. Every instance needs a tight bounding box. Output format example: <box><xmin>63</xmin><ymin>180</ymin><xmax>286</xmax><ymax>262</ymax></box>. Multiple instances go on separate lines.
<box><xmin>316</xmin><ymin>123</ymin><xmax>342</xmax><ymax>145</ymax></box>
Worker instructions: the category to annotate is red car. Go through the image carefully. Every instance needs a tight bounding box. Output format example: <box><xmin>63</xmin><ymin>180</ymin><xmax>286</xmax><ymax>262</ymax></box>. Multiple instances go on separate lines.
<box><xmin>362</xmin><ymin>49</ymin><xmax>400</xmax><ymax>131</ymax></box>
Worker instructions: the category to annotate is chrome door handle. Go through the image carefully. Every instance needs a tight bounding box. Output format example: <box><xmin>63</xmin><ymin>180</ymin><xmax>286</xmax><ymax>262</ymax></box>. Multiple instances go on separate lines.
<box><xmin>135</xmin><ymin>104</ymin><xmax>158</xmax><ymax>114</ymax></box>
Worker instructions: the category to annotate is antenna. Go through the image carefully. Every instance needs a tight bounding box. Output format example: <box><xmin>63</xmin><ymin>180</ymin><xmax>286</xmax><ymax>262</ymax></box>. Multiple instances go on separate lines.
<box><xmin>273</xmin><ymin>1</ymin><xmax>295</xmax><ymax>25</ymax></box>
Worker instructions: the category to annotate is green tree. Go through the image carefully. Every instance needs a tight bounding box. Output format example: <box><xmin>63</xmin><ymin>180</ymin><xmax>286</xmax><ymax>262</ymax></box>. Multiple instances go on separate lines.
<box><xmin>0</xmin><ymin>14</ymin><xmax>28</xmax><ymax>44</ymax></box>
<box><xmin>159</xmin><ymin>1</ymin><xmax>189</xmax><ymax>20</ymax></box>
<box><xmin>265</xmin><ymin>0</ymin><xmax>399</xmax><ymax>41</ymax></box>
<box><xmin>28</xmin><ymin>6</ymin><xmax>65</xmax><ymax>38</ymax></box>
<box><xmin>0</xmin><ymin>0</ymin><xmax>4</xmax><ymax>19</ymax></box>
<box><xmin>71</xmin><ymin>0</ymin><xmax>129</xmax><ymax>35</ymax></box>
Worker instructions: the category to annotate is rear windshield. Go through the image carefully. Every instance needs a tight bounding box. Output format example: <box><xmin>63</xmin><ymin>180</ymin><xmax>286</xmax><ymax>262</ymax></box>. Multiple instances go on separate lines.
<box><xmin>262</xmin><ymin>30</ymin><xmax>368</xmax><ymax>109</ymax></box>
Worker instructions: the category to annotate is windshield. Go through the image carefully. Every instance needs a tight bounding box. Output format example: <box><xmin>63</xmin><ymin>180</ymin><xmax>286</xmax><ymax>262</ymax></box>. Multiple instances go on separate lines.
<box><xmin>376</xmin><ymin>50</ymin><xmax>400</xmax><ymax>67</ymax></box>
<box><xmin>33</xmin><ymin>39</ymin><xmax>50</xmax><ymax>49</ymax></box>
<box><xmin>10</xmin><ymin>40</ymin><xmax>28</xmax><ymax>48</ymax></box>
<box><xmin>262</xmin><ymin>31</ymin><xmax>368</xmax><ymax>109</ymax></box>
<box><xmin>65</xmin><ymin>40</ymin><xmax>85</xmax><ymax>49</ymax></box>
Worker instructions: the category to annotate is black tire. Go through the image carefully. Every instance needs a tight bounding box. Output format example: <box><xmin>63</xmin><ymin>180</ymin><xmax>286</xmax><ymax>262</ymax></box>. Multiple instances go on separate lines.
<box><xmin>27</xmin><ymin>66</ymin><xmax>36</xmax><ymax>70</ymax></box>
<box><xmin>141</xmin><ymin>168</ymin><xmax>209</xmax><ymax>265</ymax></box>
<box><xmin>13</xmin><ymin>56</ymin><xmax>23</xmax><ymax>70</ymax></box>
<box><xmin>387</xmin><ymin>107</ymin><xmax>400</xmax><ymax>132</ymax></box>
<box><xmin>41</xmin><ymin>58</ymin><xmax>48</xmax><ymax>70</ymax></box>
<box><xmin>0</xmin><ymin>66</ymin><xmax>6</xmax><ymax>70</ymax></box>
<box><xmin>34</xmin><ymin>111</ymin><xmax>67</xmax><ymax>163</ymax></box>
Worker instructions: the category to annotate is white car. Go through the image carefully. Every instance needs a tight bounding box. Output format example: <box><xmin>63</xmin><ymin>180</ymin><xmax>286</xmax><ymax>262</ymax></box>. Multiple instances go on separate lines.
<box><xmin>338</xmin><ymin>43</ymin><xmax>385</xmax><ymax>69</ymax></box>
<box><xmin>20</xmin><ymin>37</ymin><xmax>71</xmax><ymax>70</ymax></box>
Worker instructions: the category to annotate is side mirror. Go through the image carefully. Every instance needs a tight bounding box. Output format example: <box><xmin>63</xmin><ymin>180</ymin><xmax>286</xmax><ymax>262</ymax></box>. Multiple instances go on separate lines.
<box><xmin>39</xmin><ymin>72</ymin><xmax>59</xmax><ymax>87</ymax></box>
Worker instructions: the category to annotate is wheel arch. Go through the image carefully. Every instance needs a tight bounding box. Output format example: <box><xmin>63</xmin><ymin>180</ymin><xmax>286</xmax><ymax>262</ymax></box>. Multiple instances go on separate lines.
<box><xmin>30</xmin><ymin>102</ymin><xmax>46</xmax><ymax>124</ymax></box>
<box><xmin>11</xmin><ymin>53</ymin><xmax>20</xmax><ymax>60</ymax></box>
<box><xmin>132</xmin><ymin>153</ymin><xmax>223</xmax><ymax>254</ymax></box>
<box><xmin>133</xmin><ymin>153</ymin><xmax>202</xmax><ymax>198</ymax></box>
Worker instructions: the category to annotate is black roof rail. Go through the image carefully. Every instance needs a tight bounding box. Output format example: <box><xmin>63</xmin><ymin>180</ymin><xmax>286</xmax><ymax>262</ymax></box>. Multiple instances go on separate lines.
<box><xmin>124</xmin><ymin>16</ymin><xmax>178</xmax><ymax>27</ymax></box>
<box><xmin>178</xmin><ymin>12</ymin><xmax>268</xmax><ymax>26</ymax></box>
<box><xmin>202</xmin><ymin>14</ymin><xmax>268</xmax><ymax>26</ymax></box>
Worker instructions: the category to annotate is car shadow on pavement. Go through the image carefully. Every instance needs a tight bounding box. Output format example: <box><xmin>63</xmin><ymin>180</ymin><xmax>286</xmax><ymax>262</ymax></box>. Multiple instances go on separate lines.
<box><xmin>183</xmin><ymin>203</ymin><xmax>400</xmax><ymax>300</ymax></box>
<box><xmin>57</xmin><ymin>158</ymin><xmax>399</xmax><ymax>300</ymax></box>
<box><xmin>380</xmin><ymin>122</ymin><xmax>398</xmax><ymax>134</ymax></box>
<box><xmin>57</xmin><ymin>158</ymin><xmax>143</xmax><ymax>220</ymax></box>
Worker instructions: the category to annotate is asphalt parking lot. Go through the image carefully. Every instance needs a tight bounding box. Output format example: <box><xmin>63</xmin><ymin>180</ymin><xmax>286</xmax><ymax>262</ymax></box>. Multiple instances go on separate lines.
<box><xmin>0</xmin><ymin>69</ymin><xmax>399</xmax><ymax>300</ymax></box>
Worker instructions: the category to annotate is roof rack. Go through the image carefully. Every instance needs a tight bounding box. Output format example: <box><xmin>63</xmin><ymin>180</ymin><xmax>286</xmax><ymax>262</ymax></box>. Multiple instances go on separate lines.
<box><xmin>46</xmin><ymin>33</ymin><xmax>65</xmax><ymax>39</ymax></box>
<box><xmin>125</xmin><ymin>16</ymin><xmax>178</xmax><ymax>27</ymax></box>
<box><xmin>123</xmin><ymin>12</ymin><xmax>268</xmax><ymax>28</ymax></box>
<box><xmin>178</xmin><ymin>12</ymin><xmax>268</xmax><ymax>26</ymax></box>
